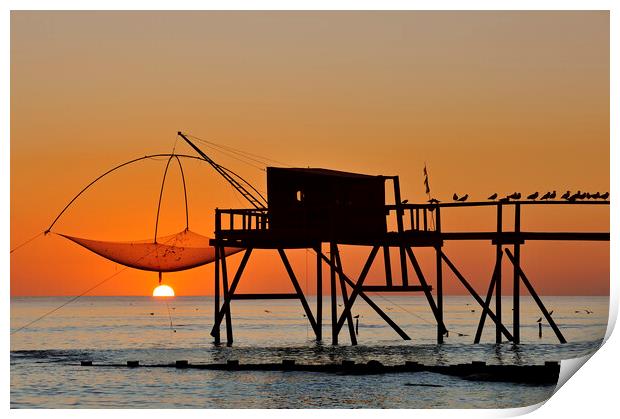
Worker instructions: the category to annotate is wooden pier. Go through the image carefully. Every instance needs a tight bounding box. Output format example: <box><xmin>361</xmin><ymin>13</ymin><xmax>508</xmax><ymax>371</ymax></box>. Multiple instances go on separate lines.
<box><xmin>210</xmin><ymin>197</ymin><xmax>608</xmax><ymax>347</ymax></box>
<box><xmin>176</xmin><ymin>132</ymin><xmax>609</xmax><ymax>347</ymax></box>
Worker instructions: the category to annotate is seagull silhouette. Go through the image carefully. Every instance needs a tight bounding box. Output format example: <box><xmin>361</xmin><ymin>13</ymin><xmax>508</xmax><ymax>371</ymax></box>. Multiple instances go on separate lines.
<box><xmin>527</xmin><ymin>192</ymin><xmax>539</xmax><ymax>200</ymax></box>
<box><xmin>601</xmin><ymin>192</ymin><xmax>609</xmax><ymax>200</ymax></box>
<box><xmin>561</xmin><ymin>191</ymin><xmax>571</xmax><ymax>200</ymax></box>
<box><xmin>488</xmin><ymin>193</ymin><xmax>498</xmax><ymax>200</ymax></box>
<box><xmin>549</xmin><ymin>310</ymin><xmax>554</xmax><ymax>316</ymax></box>
<box><xmin>569</xmin><ymin>191</ymin><xmax>581</xmax><ymax>201</ymax></box>
<box><xmin>401</xmin><ymin>199</ymin><xmax>409</xmax><ymax>204</ymax></box>
<box><xmin>549</xmin><ymin>190</ymin><xmax>556</xmax><ymax>199</ymax></box>
<box><xmin>354</xmin><ymin>314</ymin><xmax>360</xmax><ymax>319</ymax></box>
<box><xmin>536</xmin><ymin>317</ymin><xmax>542</xmax><ymax>323</ymax></box>
<box><xmin>591</xmin><ymin>192</ymin><xmax>601</xmax><ymax>199</ymax></box>
<box><xmin>453</xmin><ymin>193</ymin><xmax>459</xmax><ymax>201</ymax></box>
<box><xmin>428</xmin><ymin>198</ymin><xmax>440</xmax><ymax>204</ymax></box>
<box><xmin>458</xmin><ymin>194</ymin><xmax>469</xmax><ymax>202</ymax></box>
<box><xmin>498</xmin><ymin>197</ymin><xmax>510</xmax><ymax>202</ymax></box>
<box><xmin>540</xmin><ymin>192</ymin><xmax>551</xmax><ymax>200</ymax></box>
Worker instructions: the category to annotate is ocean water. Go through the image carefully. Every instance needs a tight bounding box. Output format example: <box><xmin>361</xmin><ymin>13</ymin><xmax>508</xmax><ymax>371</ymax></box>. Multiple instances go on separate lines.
<box><xmin>10</xmin><ymin>295</ymin><xmax>608</xmax><ymax>408</ymax></box>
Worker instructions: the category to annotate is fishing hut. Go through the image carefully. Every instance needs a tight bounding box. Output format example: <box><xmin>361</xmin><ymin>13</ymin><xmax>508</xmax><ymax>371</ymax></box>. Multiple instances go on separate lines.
<box><xmin>175</xmin><ymin>133</ymin><xmax>610</xmax><ymax>347</ymax></box>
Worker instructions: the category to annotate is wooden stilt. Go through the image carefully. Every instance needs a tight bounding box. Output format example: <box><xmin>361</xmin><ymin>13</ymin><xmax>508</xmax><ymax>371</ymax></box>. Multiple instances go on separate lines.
<box><xmin>316</xmin><ymin>246</ymin><xmax>323</xmax><ymax>341</ymax></box>
<box><xmin>220</xmin><ymin>246</ymin><xmax>233</xmax><ymax>345</ymax></box>
<box><xmin>335</xmin><ymin>246</ymin><xmax>379</xmax><ymax>334</ymax></box>
<box><xmin>333</xmin><ymin>245</ymin><xmax>357</xmax><ymax>345</ymax></box>
<box><xmin>213</xmin><ymin>241</ymin><xmax>221</xmax><ymax>344</ymax></box>
<box><xmin>383</xmin><ymin>246</ymin><xmax>393</xmax><ymax>287</ymax></box>
<box><xmin>440</xmin><ymin>251</ymin><xmax>513</xmax><ymax>341</ymax></box>
<box><xmin>405</xmin><ymin>247</ymin><xmax>447</xmax><ymax>335</ymax></box>
<box><xmin>474</xmin><ymin>254</ymin><xmax>501</xmax><ymax>343</ymax></box>
<box><xmin>496</xmin><ymin>204</ymin><xmax>503</xmax><ymax>344</ymax></box>
<box><xmin>211</xmin><ymin>249</ymin><xmax>252</xmax><ymax>336</ymax></box>
<box><xmin>513</xmin><ymin>203</ymin><xmax>521</xmax><ymax>343</ymax></box>
<box><xmin>505</xmin><ymin>249</ymin><xmax>566</xmax><ymax>344</ymax></box>
<box><xmin>316</xmin><ymin>249</ymin><xmax>410</xmax><ymax>340</ymax></box>
<box><xmin>278</xmin><ymin>249</ymin><xmax>319</xmax><ymax>336</ymax></box>
<box><xmin>330</xmin><ymin>243</ymin><xmax>338</xmax><ymax>345</ymax></box>
<box><xmin>435</xmin><ymin>206</ymin><xmax>444</xmax><ymax>343</ymax></box>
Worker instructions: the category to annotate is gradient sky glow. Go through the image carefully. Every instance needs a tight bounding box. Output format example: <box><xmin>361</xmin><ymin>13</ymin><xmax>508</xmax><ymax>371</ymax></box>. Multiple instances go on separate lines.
<box><xmin>11</xmin><ymin>11</ymin><xmax>609</xmax><ymax>296</ymax></box>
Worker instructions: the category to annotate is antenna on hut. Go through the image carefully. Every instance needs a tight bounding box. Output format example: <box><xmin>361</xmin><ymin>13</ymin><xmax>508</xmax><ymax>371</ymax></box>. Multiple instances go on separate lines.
<box><xmin>177</xmin><ymin>132</ymin><xmax>267</xmax><ymax>209</ymax></box>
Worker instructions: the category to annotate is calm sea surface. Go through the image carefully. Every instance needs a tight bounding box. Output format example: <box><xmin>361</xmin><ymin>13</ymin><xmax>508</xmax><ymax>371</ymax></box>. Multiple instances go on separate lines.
<box><xmin>11</xmin><ymin>295</ymin><xmax>608</xmax><ymax>408</ymax></box>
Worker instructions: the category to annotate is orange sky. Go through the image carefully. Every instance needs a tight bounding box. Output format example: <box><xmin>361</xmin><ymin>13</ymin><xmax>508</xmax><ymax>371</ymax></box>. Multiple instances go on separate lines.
<box><xmin>10</xmin><ymin>11</ymin><xmax>609</xmax><ymax>296</ymax></box>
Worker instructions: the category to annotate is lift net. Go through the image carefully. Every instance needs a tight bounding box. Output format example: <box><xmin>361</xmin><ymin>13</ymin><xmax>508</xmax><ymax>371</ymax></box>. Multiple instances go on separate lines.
<box><xmin>59</xmin><ymin>229</ymin><xmax>242</xmax><ymax>272</ymax></box>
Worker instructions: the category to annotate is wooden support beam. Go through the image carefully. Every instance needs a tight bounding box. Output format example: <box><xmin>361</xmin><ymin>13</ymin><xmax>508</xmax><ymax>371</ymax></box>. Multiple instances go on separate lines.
<box><xmin>505</xmin><ymin>249</ymin><xmax>567</xmax><ymax>344</ymax></box>
<box><xmin>316</xmin><ymin>249</ymin><xmax>410</xmax><ymax>340</ymax></box>
<box><xmin>335</xmin><ymin>246</ymin><xmax>379</xmax><ymax>334</ymax></box>
<box><xmin>440</xmin><ymin>251</ymin><xmax>514</xmax><ymax>342</ymax></box>
<box><xmin>316</xmin><ymin>246</ymin><xmax>322</xmax><ymax>341</ymax></box>
<box><xmin>474</xmin><ymin>254</ymin><xmax>501</xmax><ymax>343</ymax></box>
<box><xmin>513</xmin><ymin>204</ymin><xmax>521</xmax><ymax>343</ymax></box>
<box><xmin>330</xmin><ymin>243</ymin><xmax>338</xmax><ymax>345</ymax></box>
<box><xmin>383</xmin><ymin>246</ymin><xmax>393</xmax><ymax>287</ymax></box>
<box><xmin>333</xmin><ymin>245</ymin><xmax>357</xmax><ymax>345</ymax></box>
<box><xmin>435</xmin><ymin>206</ymin><xmax>443</xmax><ymax>344</ymax></box>
<box><xmin>231</xmin><ymin>293</ymin><xmax>298</xmax><ymax>300</ymax></box>
<box><xmin>219</xmin><ymin>246</ymin><xmax>233</xmax><ymax>345</ymax></box>
<box><xmin>361</xmin><ymin>285</ymin><xmax>430</xmax><ymax>292</ymax></box>
<box><xmin>213</xmin><ymin>240</ymin><xmax>221</xmax><ymax>344</ymax></box>
<box><xmin>496</xmin><ymin>204</ymin><xmax>503</xmax><ymax>344</ymax></box>
<box><xmin>404</xmin><ymin>247</ymin><xmax>447</xmax><ymax>335</ymax></box>
<box><xmin>211</xmin><ymin>248</ymin><xmax>253</xmax><ymax>337</ymax></box>
<box><xmin>278</xmin><ymin>249</ymin><xmax>319</xmax><ymax>337</ymax></box>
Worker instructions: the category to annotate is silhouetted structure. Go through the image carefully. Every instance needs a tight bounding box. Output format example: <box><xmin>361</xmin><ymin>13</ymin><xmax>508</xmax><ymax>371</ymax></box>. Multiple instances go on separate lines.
<box><xmin>176</xmin><ymin>133</ymin><xmax>610</xmax><ymax>347</ymax></box>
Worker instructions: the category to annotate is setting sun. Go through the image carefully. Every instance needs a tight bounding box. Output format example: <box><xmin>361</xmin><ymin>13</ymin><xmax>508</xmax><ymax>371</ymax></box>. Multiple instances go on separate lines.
<box><xmin>152</xmin><ymin>284</ymin><xmax>175</xmax><ymax>297</ymax></box>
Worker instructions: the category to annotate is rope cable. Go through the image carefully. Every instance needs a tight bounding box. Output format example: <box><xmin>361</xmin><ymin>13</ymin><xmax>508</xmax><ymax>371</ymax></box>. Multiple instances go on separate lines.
<box><xmin>11</xmin><ymin>232</ymin><xmax>180</xmax><ymax>335</ymax></box>
<box><xmin>187</xmin><ymin>133</ymin><xmax>289</xmax><ymax>167</ymax></box>
<box><xmin>44</xmin><ymin>153</ymin><xmax>204</xmax><ymax>234</ymax></box>
<box><xmin>10</xmin><ymin>231</ymin><xmax>45</xmax><ymax>254</ymax></box>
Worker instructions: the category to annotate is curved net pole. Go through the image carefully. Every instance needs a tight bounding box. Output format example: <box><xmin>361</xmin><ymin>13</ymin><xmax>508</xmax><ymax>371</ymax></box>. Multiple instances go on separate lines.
<box><xmin>174</xmin><ymin>155</ymin><xmax>190</xmax><ymax>231</ymax></box>
<box><xmin>154</xmin><ymin>156</ymin><xmax>174</xmax><ymax>242</ymax></box>
<box><xmin>45</xmin><ymin>153</ymin><xmax>203</xmax><ymax>235</ymax></box>
<box><xmin>154</xmin><ymin>155</ymin><xmax>191</xmax><ymax>242</ymax></box>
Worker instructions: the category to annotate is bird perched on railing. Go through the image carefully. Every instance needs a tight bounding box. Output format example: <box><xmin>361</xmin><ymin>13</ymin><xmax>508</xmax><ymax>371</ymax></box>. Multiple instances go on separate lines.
<box><xmin>498</xmin><ymin>197</ymin><xmax>510</xmax><ymax>202</ymax></box>
<box><xmin>549</xmin><ymin>190</ymin><xmax>556</xmax><ymax>199</ymax></box>
<box><xmin>568</xmin><ymin>191</ymin><xmax>582</xmax><ymax>201</ymax></box>
<box><xmin>507</xmin><ymin>192</ymin><xmax>521</xmax><ymax>200</ymax></box>
<box><xmin>600</xmin><ymin>192</ymin><xmax>609</xmax><ymax>200</ymax></box>
<box><xmin>527</xmin><ymin>192</ymin><xmax>539</xmax><ymax>200</ymax></box>
<box><xmin>458</xmin><ymin>194</ymin><xmax>469</xmax><ymax>202</ymax></box>
<box><xmin>428</xmin><ymin>198</ymin><xmax>440</xmax><ymax>204</ymax></box>
<box><xmin>487</xmin><ymin>193</ymin><xmax>498</xmax><ymax>200</ymax></box>
<box><xmin>561</xmin><ymin>191</ymin><xmax>570</xmax><ymax>200</ymax></box>
<box><xmin>453</xmin><ymin>193</ymin><xmax>459</xmax><ymax>201</ymax></box>
<box><xmin>540</xmin><ymin>192</ymin><xmax>551</xmax><ymax>200</ymax></box>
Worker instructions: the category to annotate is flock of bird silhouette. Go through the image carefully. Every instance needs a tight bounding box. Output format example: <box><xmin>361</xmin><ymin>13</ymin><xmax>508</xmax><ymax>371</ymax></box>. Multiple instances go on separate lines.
<box><xmin>442</xmin><ymin>190</ymin><xmax>609</xmax><ymax>203</ymax></box>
